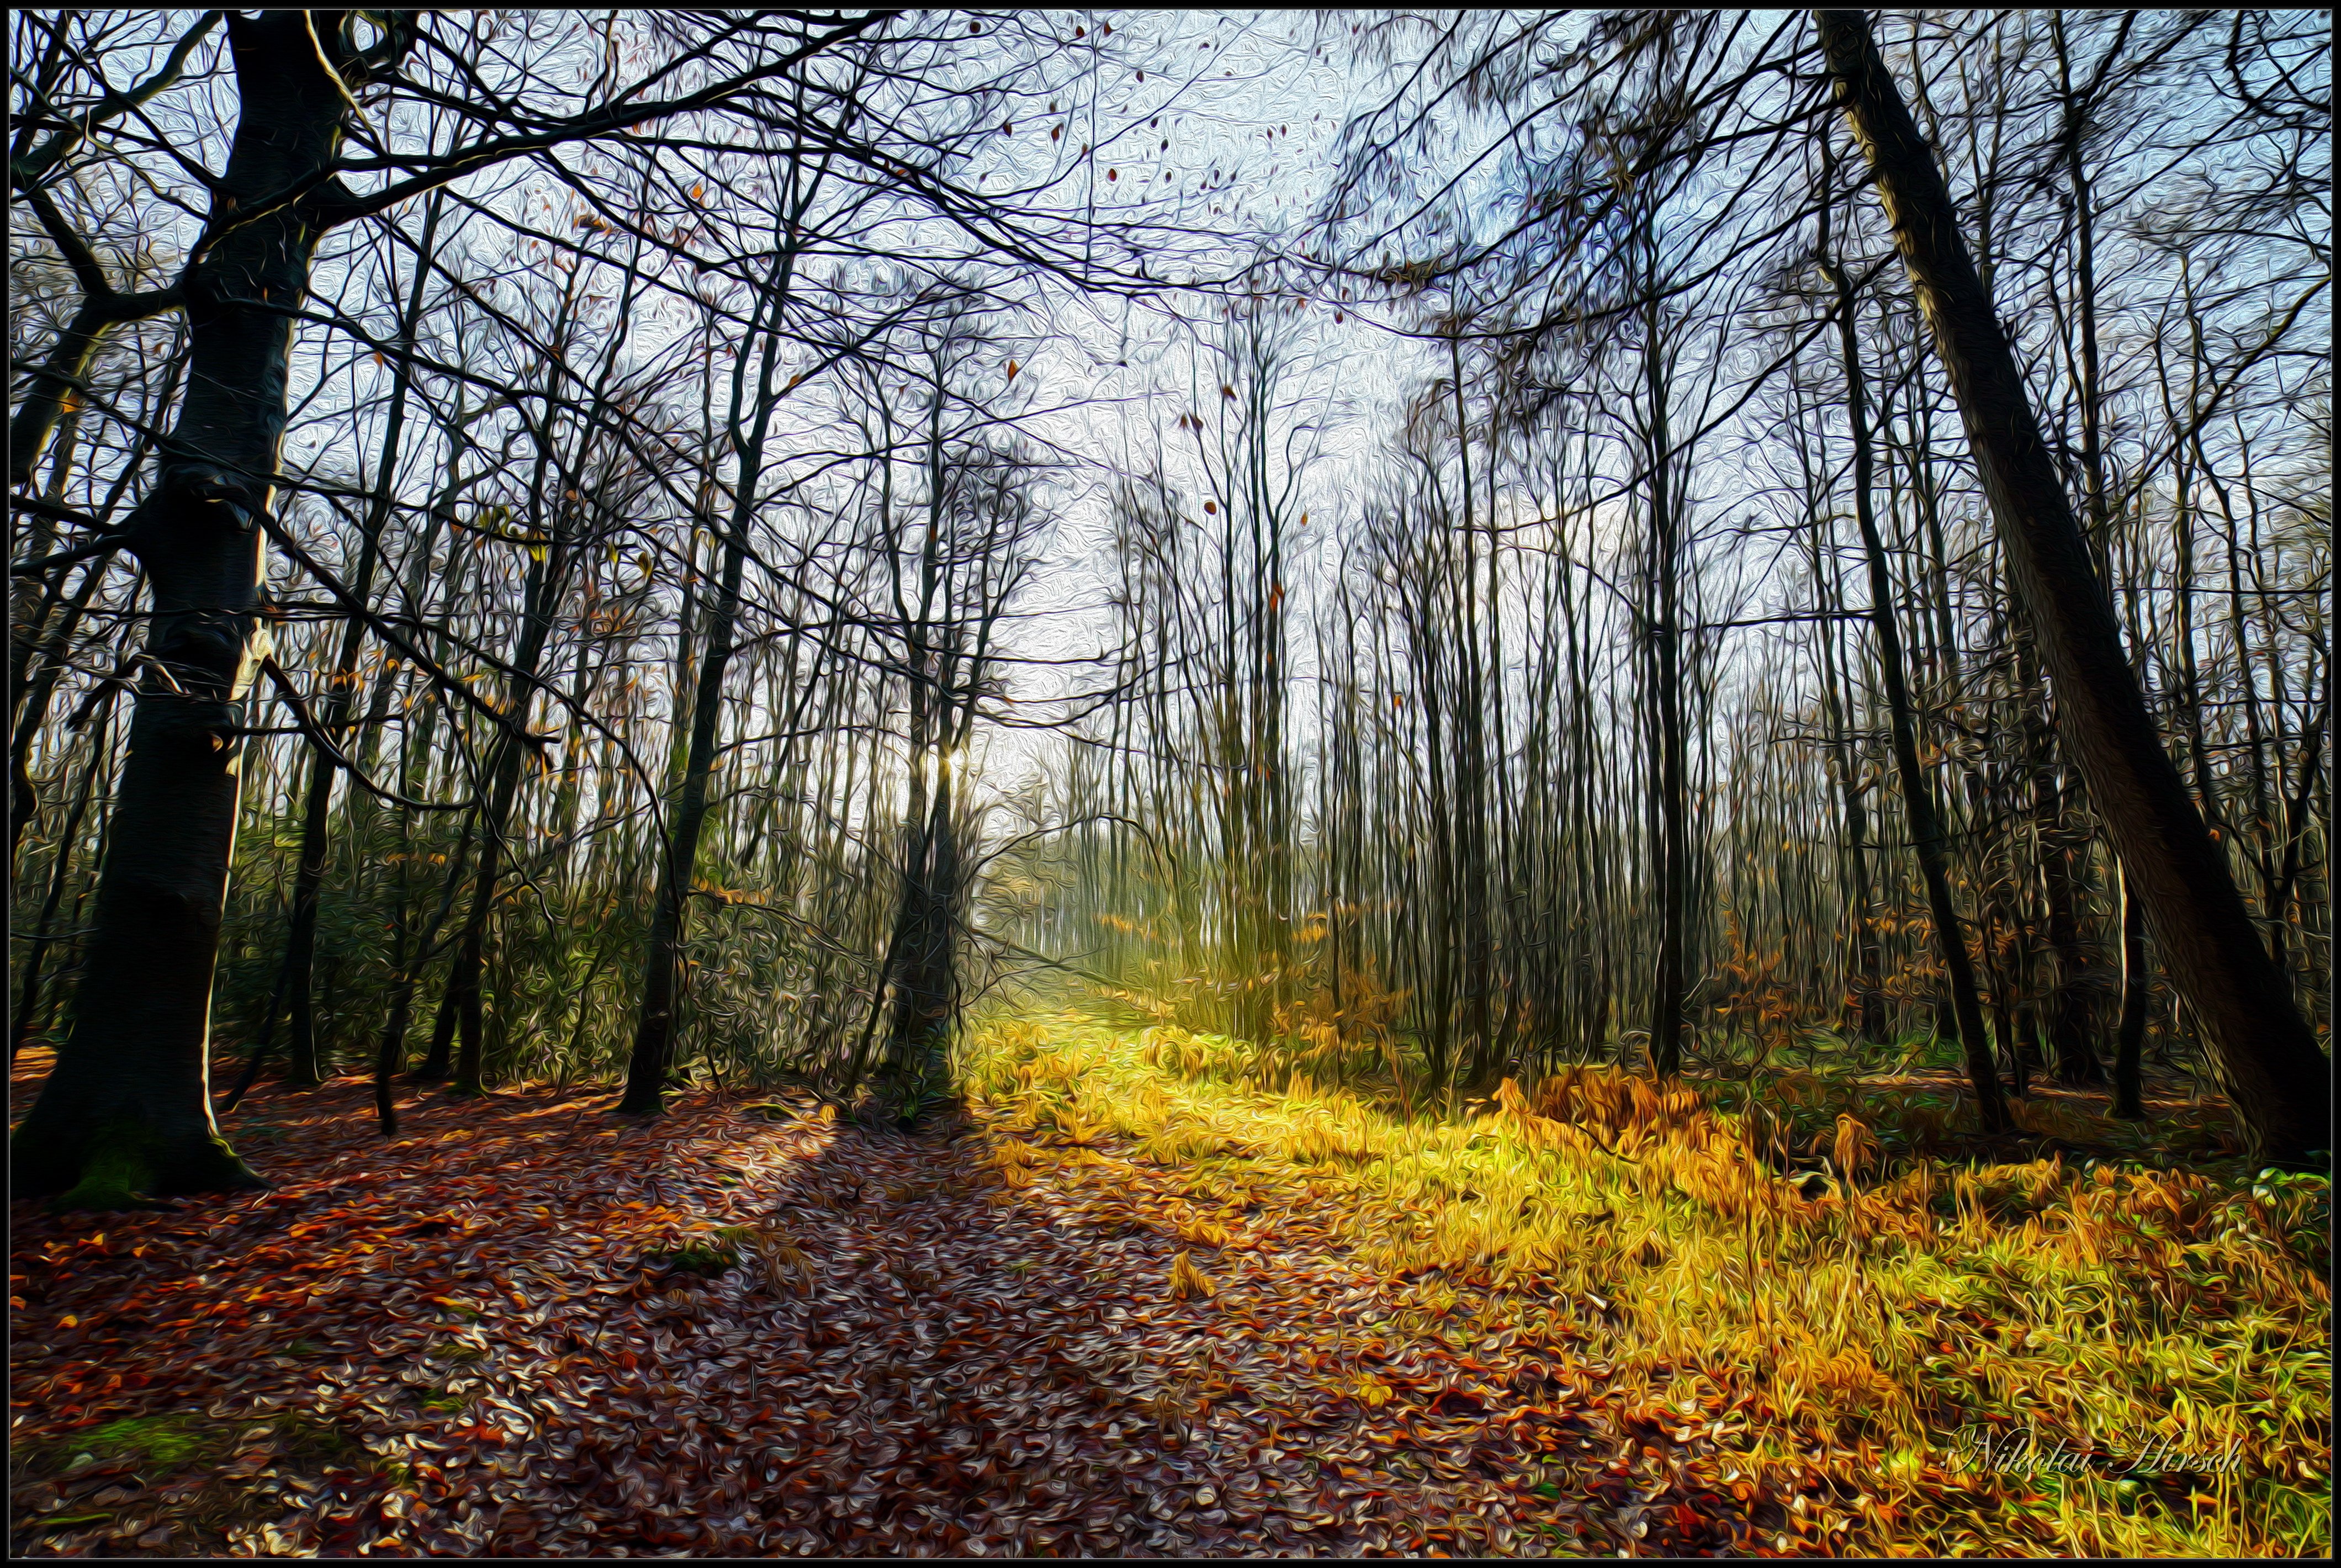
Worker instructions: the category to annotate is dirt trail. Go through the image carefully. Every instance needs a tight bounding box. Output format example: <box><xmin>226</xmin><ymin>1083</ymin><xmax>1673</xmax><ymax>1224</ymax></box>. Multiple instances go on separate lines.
<box><xmin>11</xmin><ymin>1058</ymin><xmax>1759</xmax><ymax>1556</ymax></box>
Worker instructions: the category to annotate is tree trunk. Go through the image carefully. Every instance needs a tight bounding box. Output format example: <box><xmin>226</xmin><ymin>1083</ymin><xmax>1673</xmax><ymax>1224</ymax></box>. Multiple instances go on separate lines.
<box><xmin>618</xmin><ymin>410</ymin><xmax>760</xmax><ymax>1115</ymax></box>
<box><xmin>282</xmin><ymin>744</ymin><xmax>334</xmax><ymax>1084</ymax></box>
<box><xmin>278</xmin><ymin>190</ymin><xmax>443</xmax><ymax>1092</ymax></box>
<box><xmin>415</xmin><ymin>966</ymin><xmax>461</xmax><ymax>1083</ymax></box>
<box><xmin>2112</xmin><ymin>860</ymin><xmax>2149</xmax><ymax>1120</ymax></box>
<box><xmin>617</xmin><ymin>155</ymin><xmax>823</xmax><ymax>1115</ymax></box>
<box><xmin>883</xmin><ymin>751</ymin><xmax>962</xmax><ymax>1110</ymax></box>
<box><xmin>386</xmin><ymin>815</ymin><xmax>474</xmax><ymax>1087</ymax></box>
<box><xmin>10</xmin><ymin>14</ymin><xmax>356</xmax><ymax>1204</ymax></box>
<box><xmin>1643</xmin><ymin>287</ymin><xmax>1689</xmax><ymax>1082</ymax></box>
<box><xmin>444</xmin><ymin>661</ymin><xmax>547</xmax><ymax>1098</ymax></box>
<box><xmin>1807</xmin><ymin>470</ymin><xmax>1887</xmax><ymax>1046</ymax></box>
<box><xmin>2025</xmin><ymin>668</ymin><xmax>2104</xmax><ymax>1085</ymax></box>
<box><xmin>1818</xmin><ymin>8</ymin><xmax>2328</xmax><ymax>1163</ymax></box>
<box><xmin>1821</xmin><ymin>192</ymin><xmax>2005</xmax><ymax>1135</ymax></box>
<box><xmin>11</xmin><ymin>697</ymin><xmax>117</xmax><ymax>1058</ymax></box>
<box><xmin>617</xmin><ymin>590</ymin><xmax>736</xmax><ymax>1116</ymax></box>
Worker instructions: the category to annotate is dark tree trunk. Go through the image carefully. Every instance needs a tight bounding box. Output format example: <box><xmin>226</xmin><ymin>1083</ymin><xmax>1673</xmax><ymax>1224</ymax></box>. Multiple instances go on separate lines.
<box><xmin>380</xmin><ymin>803</ymin><xmax>469</xmax><ymax>1101</ymax></box>
<box><xmin>282</xmin><ymin>745</ymin><xmax>334</xmax><ymax>1084</ymax></box>
<box><xmin>446</xmin><ymin>897</ymin><xmax>490</xmax><ymax>1098</ymax></box>
<box><xmin>278</xmin><ymin>193</ymin><xmax>442</xmax><ymax>1091</ymax></box>
<box><xmin>1818</xmin><ymin>8</ymin><xmax>2329</xmax><ymax>1163</ymax></box>
<box><xmin>2025</xmin><ymin>666</ymin><xmax>2104</xmax><ymax>1085</ymax></box>
<box><xmin>617</xmin><ymin>478</ymin><xmax>751</xmax><ymax>1116</ymax></box>
<box><xmin>415</xmin><ymin>972</ymin><xmax>460</xmax><ymax>1083</ymax></box>
<box><xmin>444</xmin><ymin>682</ymin><xmax>545</xmax><ymax>1098</ymax></box>
<box><xmin>1643</xmin><ymin>291</ymin><xmax>1689</xmax><ymax>1082</ymax></box>
<box><xmin>1808</xmin><ymin>486</ymin><xmax>1887</xmax><ymax>1046</ymax></box>
<box><xmin>1821</xmin><ymin>184</ymin><xmax>2005</xmax><ymax>1135</ymax></box>
<box><xmin>10</xmin><ymin>14</ymin><xmax>359</xmax><ymax>1204</ymax></box>
<box><xmin>883</xmin><ymin>754</ymin><xmax>963</xmax><ymax>1113</ymax></box>
<box><xmin>11</xmin><ymin>697</ymin><xmax>117</xmax><ymax>1058</ymax></box>
<box><xmin>617</xmin><ymin>219</ymin><xmax>803</xmax><ymax>1117</ymax></box>
<box><xmin>2112</xmin><ymin>861</ymin><xmax>2149</xmax><ymax>1120</ymax></box>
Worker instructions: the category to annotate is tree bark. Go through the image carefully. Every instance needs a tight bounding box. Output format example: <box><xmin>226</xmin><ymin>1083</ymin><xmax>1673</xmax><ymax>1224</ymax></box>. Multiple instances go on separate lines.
<box><xmin>1821</xmin><ymin>186</ymin><xmax>2005</xmax><ymax>1135</ymax></box>
<box><xmin>11</xmin><ymin>697</ymin><xmax>117</xmax><ymax>1058</ymax></box>
<box><xmin>2112</xmin><ymin>860</ymin><xmax>2149</xmax><ymax>1119</ymax></box>
<box><xmin>281</xmin><ymin>743</ymin><xmax>333</xmax><ymax>1084</ymax></box>
<box><xmin>1642</xmin><ymin>284</ymin><xmax>1689</xmax><ymax>1082</ymax></box>
<box><xmin>2025</xmin><ymin>674</ymin><xmax>2104</xmax><ymax>1085</ymax></box>
<box><xmin>616</xmin><ymin>525</ymin><xmax>746</xmax><ymax>1114</ymax></box>
<box><xmin>882</xmin><ymin>751</ymin><xmax>962</xmax><ymax>1106</ymax></box>
<box><xmin>278</xmin><ymin>189</ymin><xmax>444</xmax><ymax>1090</ymax></box>
<box><xmin>618</xmin><ymin>309</ymin><xmax>782</xmax><ymax>1116</ymax></box>
<box><xmin>1817</xmin><ymin>8</ymin><xmax>2329</xmax><ymax>1163</ymax></box>
<box><xmin>443</xmin><ymin>569</ymin><xmax>560</xmax><ymax>1098</ymax></box>
<box><xmin>1804</xmin><ymin>441</ymin><xmax>1887</xmax><ymax>1046</ymax></box>
<box><xmin>9</xmin><ymin>14</ymin><xmax>360</xmax><ymax>1204</ymax></box>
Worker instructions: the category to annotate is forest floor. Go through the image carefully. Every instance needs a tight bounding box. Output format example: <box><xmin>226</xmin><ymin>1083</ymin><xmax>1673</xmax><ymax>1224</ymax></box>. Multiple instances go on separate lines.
<box><xmin>9</xmin><ymin>1011</ymin><xmax>2332</xmax><ymax>1559</ymax></box>
<box><xmin>10</xmin><ymin>1039</ymin><xmax>1746</xmax><ymax>1558</ymax></box>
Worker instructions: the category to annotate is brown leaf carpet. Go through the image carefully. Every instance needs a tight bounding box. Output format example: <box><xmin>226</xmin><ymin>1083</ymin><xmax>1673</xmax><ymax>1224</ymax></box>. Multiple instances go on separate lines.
<box><xmin>12</xmin><ymin>1059</ymin><xmax>1769</xmax><ymax>1557</ymax></box>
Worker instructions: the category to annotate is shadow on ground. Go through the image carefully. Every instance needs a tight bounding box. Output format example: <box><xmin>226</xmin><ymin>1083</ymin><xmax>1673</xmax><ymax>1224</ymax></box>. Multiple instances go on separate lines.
<box><xmin>10</xmin><ymin>1052</ymin><xmax>1749</xmax><ymax>1556</ymax></box>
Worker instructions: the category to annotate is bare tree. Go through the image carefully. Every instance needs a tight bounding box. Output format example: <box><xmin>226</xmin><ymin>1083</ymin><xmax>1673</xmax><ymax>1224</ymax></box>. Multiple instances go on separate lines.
<box><xmin>1815</xmin><ymin>8</ymin><xmax>2327</xmax><ymax>1163</ymax></box>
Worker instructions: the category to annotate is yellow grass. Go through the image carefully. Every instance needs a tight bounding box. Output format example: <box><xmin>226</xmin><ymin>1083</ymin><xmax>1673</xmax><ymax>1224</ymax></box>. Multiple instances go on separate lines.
<box><xmin>958</xmin><ymin>1009</ymin><xmax>2332</xmax><ymax>1558</ymax></box>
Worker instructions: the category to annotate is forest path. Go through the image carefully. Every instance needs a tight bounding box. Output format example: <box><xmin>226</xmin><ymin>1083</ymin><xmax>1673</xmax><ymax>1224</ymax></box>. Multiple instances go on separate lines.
<box><xmin>11</xmin><ymin>1048</ymin><xmax>1757</xmax><ymax>1558</ymax></box>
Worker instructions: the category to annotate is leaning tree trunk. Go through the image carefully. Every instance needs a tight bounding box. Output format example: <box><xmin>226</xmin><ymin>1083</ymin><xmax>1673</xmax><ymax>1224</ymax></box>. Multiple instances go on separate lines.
<box><xmin>619</xmin><ymin>225</ymin><xmax>801</xmax><ymax>1116</ymax></box>
<box><xmin>9</xmin><ymin>14</ymin><xmax>353</xmax><ymax>1204</ymax></box>
<box><xmin>1817</xmin><ymin>8</ymin><xmax>2329</xmax><ymax>1163</ymax></box>
<box><xmin>615</xmin><ymin>525</ymin><xmax>746</xmax><ymax>1115</ymax></box>
<box><xmin>440</xmin><ymin>537</ymin><xmax>569</xmax><ymax>1098</ymax></box>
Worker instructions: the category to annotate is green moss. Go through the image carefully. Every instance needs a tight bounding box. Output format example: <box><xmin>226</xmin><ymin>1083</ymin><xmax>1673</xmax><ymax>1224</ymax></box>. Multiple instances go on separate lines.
<box><xmin>30</xmin><ymin>1513</ymin><xmax>112</xmax><ymax>1532</ymax></box>
<box><xmin>37</xmin><ymin>1117</ymin><xmax>264</xmax><ymax>1211</ymax></box>
<box><xmin>644</xmin><ymin>1241</ymin><xmax>742</xmax><ymax>1276</ymax></box>
<box><xmin>23</xmin><ymin>1410</ymin><xmax>354</xmax><ymax>1478</ymax></box>
<box><xmin>16</xmin><ymin>1408</ymin><xmax>361</xmax><ymax>1555</ymax></box>
<box><xmin>55</xmin><ymin>1139</ymin><xmax>156</xmax><ymax>1212</ymax></box>
<box><xmin>81</xmin><ymin>1413</ymin><xmax>211</xmax><ymax>1469</ymax></box>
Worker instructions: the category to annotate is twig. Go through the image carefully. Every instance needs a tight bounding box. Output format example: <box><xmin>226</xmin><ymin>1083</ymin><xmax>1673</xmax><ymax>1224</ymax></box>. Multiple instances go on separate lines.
<box><xmin>257</xmin><ymin>655</ymin><xmax>471</xmax><ymax>812</ymax></box>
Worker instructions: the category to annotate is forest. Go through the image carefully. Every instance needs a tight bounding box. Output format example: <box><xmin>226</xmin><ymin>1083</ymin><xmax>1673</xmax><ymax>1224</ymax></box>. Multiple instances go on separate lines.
<box><xmin>7</xmin><ymin>8</ymin><xmax>2331</xmax><ymax>1559</ymax></box>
